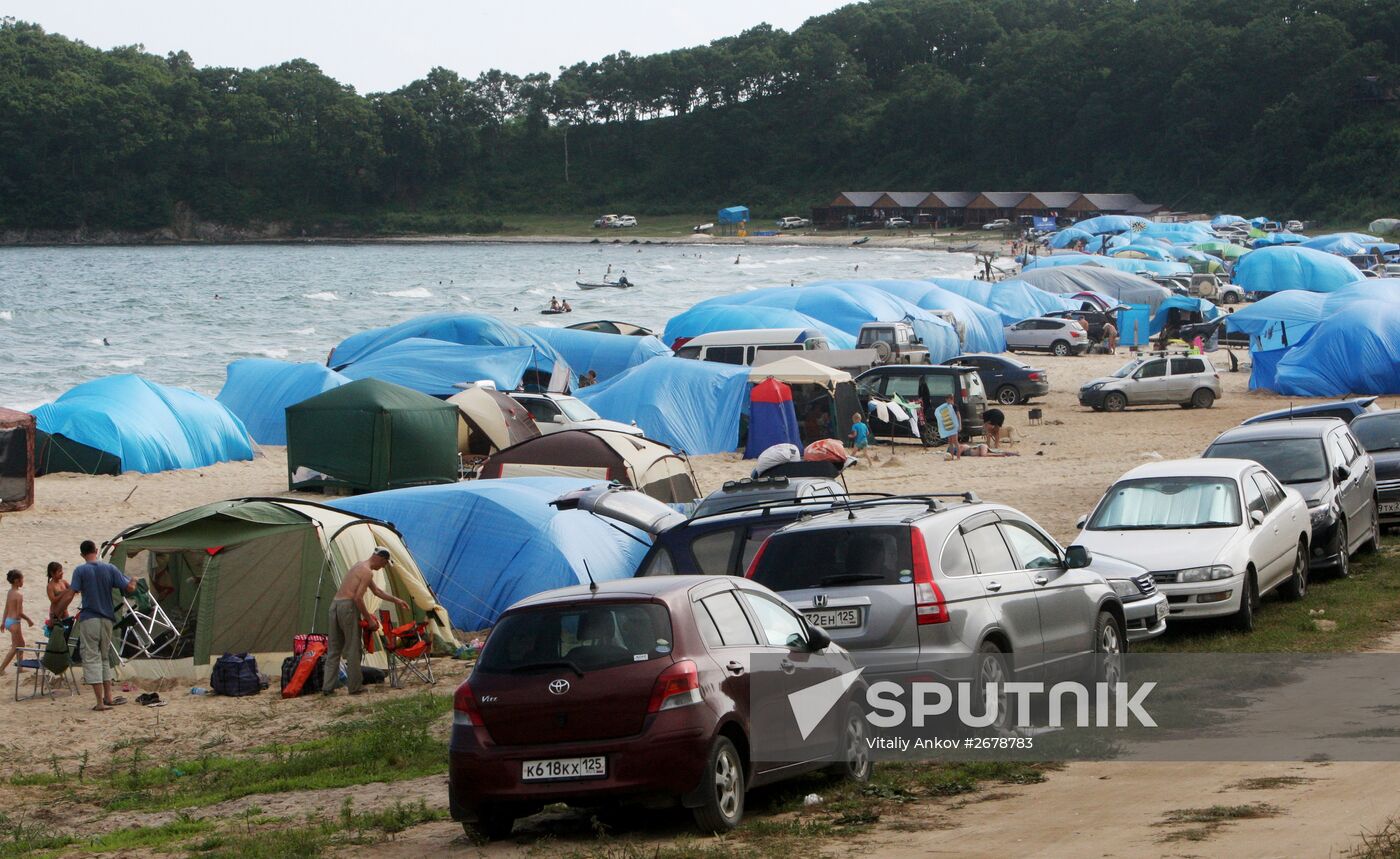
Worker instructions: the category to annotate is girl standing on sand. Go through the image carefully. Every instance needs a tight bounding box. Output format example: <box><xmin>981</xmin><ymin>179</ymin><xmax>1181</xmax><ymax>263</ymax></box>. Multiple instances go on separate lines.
<box><xmin>47</xmin><ymin>562</ymin><xmax>70</xmax><ymax>622</ymax></box>
<box><xmin>2</xmin><ymin>570</ymin><xmax>35</xmax><ymax>676</ymax></box>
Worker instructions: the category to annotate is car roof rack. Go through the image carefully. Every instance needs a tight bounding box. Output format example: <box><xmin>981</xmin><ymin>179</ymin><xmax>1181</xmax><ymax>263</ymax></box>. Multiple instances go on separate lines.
<box><xmin>683</xmin><ymin>492</ymin><xmax>895</xmax><ymax>525</ymax></box>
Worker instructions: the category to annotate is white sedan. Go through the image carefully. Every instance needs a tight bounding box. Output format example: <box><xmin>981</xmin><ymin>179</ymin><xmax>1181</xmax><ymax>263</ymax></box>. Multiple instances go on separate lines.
<box><xmin>508</xmin><ymin>393</ymin><xmax>643</xmax><ymax>437</ymax></box>
<box><xmin>1073</xmin><ymin>458</ymin><xmax>1310</xmax><ymax>631</ymax></box>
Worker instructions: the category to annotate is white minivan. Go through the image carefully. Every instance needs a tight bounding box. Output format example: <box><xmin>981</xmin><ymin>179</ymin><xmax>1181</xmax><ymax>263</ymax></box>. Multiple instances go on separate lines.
<box><xmin>673</xmin><ymin>328</ymin><xmax>830</xmax><ymax>366</ymax></box>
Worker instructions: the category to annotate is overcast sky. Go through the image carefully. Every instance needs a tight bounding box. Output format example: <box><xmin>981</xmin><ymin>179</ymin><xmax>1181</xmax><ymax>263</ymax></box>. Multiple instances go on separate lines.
<box><xmin>7</xmin><ymin>1</ymin><xmax>855</xmax><ymax>93</ymax></box>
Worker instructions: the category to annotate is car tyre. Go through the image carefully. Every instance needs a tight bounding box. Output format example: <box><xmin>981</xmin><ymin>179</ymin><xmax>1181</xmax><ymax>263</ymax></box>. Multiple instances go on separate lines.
<box><xmin>974</xmin><ymin>641</ymin><xmax>1015</xmax><ymax>733</ymax></box>
<box><xmin>827</xmin><ymin>703</ymin><xmax>873</xmax><ymax>783</ymax></box>
<box><xmin>692</xmin><ymin>736</ymin><xmax>744</xmax><ymax>834</ymax></box>
<box><xmin>1361</xmin><ymin>500</ymin><xmax>1382</xmax><ymax>554</ymax></box>
<box><xmin>1102</xmin><ymin>392</ymin><xmax>1127</xmax><ymax>413</ymax></box>
<box><xmin>996</xmin><ymin>385</ymin><xmax>1021</xmax><ymax>405</ymax></box>
<box><xmin>468</xmin><ymin>803</ymin><xmax>519</xmax><ymax>841</ymax></box>
<box><xmin>1333</xmin><ymin>519</ymin><xmax>1350</xmax><ymax>578</ymax></box>
<box><xmin>1280</xmin><ymin>540</ymin><xmax>1309</xmax><ymax>601</ymax></box>
<box><xmin>1222</xmin><ymin>291</ymin><xmax>1240</xmax><ymax>305</ymax></box>
<box><xmin>1232</xmin><ymin>570</ymin><xmax>1257</xmax><ymax>632</ymax></box>
<box><xmin>1190</xmin><ymin>388</ymin><xmax>1216</xmax><ymax>409</ymax></box>
<box><xmin>1051</xmin><ymin>340</ymin><xmax>1071</xmax><ymax>357</ymax></box>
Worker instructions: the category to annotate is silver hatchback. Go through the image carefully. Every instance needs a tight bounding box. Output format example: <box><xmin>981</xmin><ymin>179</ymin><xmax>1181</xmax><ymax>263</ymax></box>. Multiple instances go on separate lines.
<box><xmin>745</xmin><ymin>496</ymin><xmax>1128</xmax><ymax>685</ymax></box>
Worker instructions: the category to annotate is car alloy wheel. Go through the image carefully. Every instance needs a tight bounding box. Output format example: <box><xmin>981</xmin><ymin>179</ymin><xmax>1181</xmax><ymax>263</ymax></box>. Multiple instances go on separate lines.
<box><xmin>1191</xmin><ymin>388</ymin><xmax>1215</xmax><ymax>409</ymax></box>
<box><xmin>1282</xmin><ymin>541</ymin><xmax>1309</xmax><ymax>600</ymax></box>
<box><xmin>1232</xmin><ymin>572</ymin><xmax>1256</xmax><ymax>632</ymax></box>
<box><xmin>1362</xmin><ymin>502</ymin><xmax>1382</xmax><ymax>554</ymax></box>
<box><xmin>997</xmin><ymin>385</ymin><xmax>1020</xmax><ymax>405</ymax></box>
<box><xmin>1335</xmin><ymin>520</ymin><xmax>1350</xmax><ymax>578</ymax></box>
<box><xmin>976</xmin><ymin>643</ymin><xmax>1014</xmax><ymax>733</ymax></box>
<box><xmin>1103</xmin><ymin>392</ymin><xmax>1127</xmax><ymax>412</ymax></box>
<box><xmin>1052</xmin><ymin>340</ymin><xmax>1070</xmax><ymax>357</ymax></box>
<box><xmin>838</xmin><ymin>704</ymin><xmax>872</xmax><ymax>782</ymax></box>
<box><xmin>692</xmin><ymin>736</ymin><xmax>744</xmax><ymax>833</ymax></box>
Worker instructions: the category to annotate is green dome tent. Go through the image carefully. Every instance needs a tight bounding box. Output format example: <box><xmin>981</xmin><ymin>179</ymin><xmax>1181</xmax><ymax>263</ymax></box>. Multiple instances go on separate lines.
<box><xmin>106</xmin><ymin>498</ymin><xmax>456</xmax><ymax>678</ymax></box>
<box><xmin>286</xmin><ymin>378</ymin><xmax>460</xmax><ymax>493</ymax></box>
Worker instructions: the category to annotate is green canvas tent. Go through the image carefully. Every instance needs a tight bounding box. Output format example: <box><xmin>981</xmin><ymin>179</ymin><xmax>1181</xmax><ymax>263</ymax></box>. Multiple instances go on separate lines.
<box><xmin>106</xmin><ymin>497</ymin><xmax>457</xmax><ymax>678</ymax></box>
<box><xmin>286</xmin><ymin>378</ymin><xmax>459</xmax><ymax>493</ymax></box>
<box><xmin>1192</xmin><ymin>241</ymin><xmax>1251</xmax><ymax>261</ymax></box>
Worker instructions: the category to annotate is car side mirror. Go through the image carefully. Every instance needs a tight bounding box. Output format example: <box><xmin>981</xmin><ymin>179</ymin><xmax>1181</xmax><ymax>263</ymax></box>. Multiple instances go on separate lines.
<box><xmin>805</xmin><ymin>622</ymin><xmax>832</xmax><ymax>652</ymax></box>
<box><xmin>1063</xmin><ymin>544</ymin><xmax>1092</xmax><ymax>569</ymax></box>
<box><xmin>1249</xmin><ymin>509</ymin><xmax>1265</xmax><ymax>527</ymax></box>
<box><xmin>1075</xmin><ymin>514</ymin><xmax>1089</xmax><ymax>529</ymax></box>
<box><xmin>1334</xmin><ymin>464</ymin><xmax>1351</xmax><ymax>484</ymax></box>
<box><xmin>552</xmin><ymin>414</ymin><xmax>567</xmax><ymax>423</ymax></box>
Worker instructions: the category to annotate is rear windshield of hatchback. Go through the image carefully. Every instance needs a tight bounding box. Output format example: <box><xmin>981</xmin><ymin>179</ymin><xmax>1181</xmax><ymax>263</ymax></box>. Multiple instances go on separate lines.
<box><xmin>478</xmin><ymin>602</ymin><xmax>673</xmax><ymax>674</ymax></box>
<box><xmin>750</xmin><ymin>526</ymin><xmax>914</xmax><ymax>591</ymax></box>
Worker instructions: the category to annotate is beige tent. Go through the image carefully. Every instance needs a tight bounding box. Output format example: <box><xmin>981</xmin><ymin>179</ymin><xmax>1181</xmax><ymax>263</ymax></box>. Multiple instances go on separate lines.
<box><xmin>447</xmin><ymin>386</ymin><xmax>540</xmax><ymax>457</ymax></box>
<box><xmin>105</xmin><ymin>498</ymin><xmax>458</xmax><ymax>680</ymax></box>
<box><xmin>748</xmin><ymin>355</ymin><xmax>854</xmax><ymax>386</ymax></box>
<box><xmin>478</xmin><ymin>429</ymin><xmax>700</xmax><ymax>503</ymax></box>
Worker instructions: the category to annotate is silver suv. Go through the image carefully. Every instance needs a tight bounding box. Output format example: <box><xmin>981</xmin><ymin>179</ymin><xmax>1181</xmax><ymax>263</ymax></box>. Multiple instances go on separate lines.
<box><xmin>1079</xmin><ymin>352</ymin><xmax>1222</xmax><ymax>412</ymax></box>
<box><xmin>745</xmin><ymin>496</ymin><xmax>1135</xmax><ymax>685</ymax></box>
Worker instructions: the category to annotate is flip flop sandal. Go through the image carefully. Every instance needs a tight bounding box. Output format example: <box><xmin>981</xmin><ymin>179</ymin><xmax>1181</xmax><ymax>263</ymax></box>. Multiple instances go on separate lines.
<box><xmin>105</xmin><ymin>696</ymin><xmax>128</xmax><ymax>706</ymax></box>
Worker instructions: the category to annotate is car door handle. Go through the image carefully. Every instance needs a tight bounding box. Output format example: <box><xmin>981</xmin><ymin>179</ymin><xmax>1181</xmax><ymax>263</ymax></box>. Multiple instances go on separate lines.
<box><xmin>984</xmin><ymin>580</ymin><xmax>1002</xmax><ymax>592</ymax></box>
<box><xmin>779</xmin><ymin>658</ymin><xmax>796</xmax><ymax>674</ymax></box>
<box><xmin>1033</xmin><ymin>575</ymin><xmax>1049</xmax><ymax>585</ymax></box>
<box><xmin>725</xmin><ymin>660</ymin><xmax>745</xmax><ymax>676</ymax></box>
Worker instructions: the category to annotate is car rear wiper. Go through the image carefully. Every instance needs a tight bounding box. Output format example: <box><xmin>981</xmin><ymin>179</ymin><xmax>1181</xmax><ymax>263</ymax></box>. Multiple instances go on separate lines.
<box><xmin>817</xmin><ymin>573</ymin><xmax>888</xmax><ymax>586</ymax></box>
<box><xmin>509</xmin><ymin>659</ymin><xmax>584</xmax><ymax>677</ymax></box>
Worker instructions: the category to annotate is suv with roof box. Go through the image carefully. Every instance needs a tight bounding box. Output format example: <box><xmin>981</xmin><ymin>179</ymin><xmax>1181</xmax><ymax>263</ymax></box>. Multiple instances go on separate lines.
<box><xmin>744</xmin><ymin>495</ymin><xmax>1138</xmax><ymax>691</ymax></box>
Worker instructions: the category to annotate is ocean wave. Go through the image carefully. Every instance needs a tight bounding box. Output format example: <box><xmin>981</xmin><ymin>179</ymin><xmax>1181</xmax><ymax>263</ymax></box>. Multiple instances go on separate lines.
<box><xmin>290</xmin><ymin>326</ymin><xmax>316</xmax><ymax>336</ymax></box>
<box><xmin>375</xmin><ymin>287</ymin><xmax>433</xmax><ymax>299</ymax></box>
<box><xmin>0</xmin><ymin>310</ymin><xmax>12</xmax><ymax>321</ymax></box>
<box><xmin>99</xmin><ymin>357</ymin><xmax>146</xmax><ymax>369</ymax></box>
<box><xmin>457</xmin><ymin>294</ymin><xmax>474</xmax><ymax>304</ymax></box>
<box><xmin>256</xmin><ymin>348</ymin><xmax>290</xmax><ymax>359</ymax></box>
<box><xmin>305</xmin><ymin>291</ymin><xmax>339</xmax><ymax>301</ymax></box>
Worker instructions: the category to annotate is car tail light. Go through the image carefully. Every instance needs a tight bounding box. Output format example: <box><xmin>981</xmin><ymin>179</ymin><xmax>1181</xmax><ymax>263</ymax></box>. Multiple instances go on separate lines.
<box><xmin>453</xmin><ymin>680</ymin><xmax>484</xmax><ymax>727</ymax></box>
<box><xmin>744</xmin><ymin>538</ymin><xmax>770</xmax><ymax>579</ymax></box>
<box><xmin>910</xmin><ymin>527</ymin><xmax>950</xmax><ymax>625</ymax></box>
<box><xmin>648</xmin><ymin>660</ymin><xmax>702</xmax><ymax>713</ymax></box>
<box><xmin>1028</xmin><ymin>372</ymin><xmax>1042</xmax><ymax>381</ymax></box>
<box><xmin>1070</xmin><ymin>329</ymin><xmax>1083</xmax><ymax>338</ymax></box>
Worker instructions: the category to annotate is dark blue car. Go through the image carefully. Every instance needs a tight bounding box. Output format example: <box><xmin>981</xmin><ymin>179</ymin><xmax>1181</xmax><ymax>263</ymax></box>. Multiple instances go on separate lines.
<box><xmin>1242</xmin><ymin>398</ymin><xmax>1380</xmax><ymax>426</ymax></box>
<box><xmin>942</xmin><ymin>353</ymin><xmax>1050</xmax><ymax>406</ymax></box>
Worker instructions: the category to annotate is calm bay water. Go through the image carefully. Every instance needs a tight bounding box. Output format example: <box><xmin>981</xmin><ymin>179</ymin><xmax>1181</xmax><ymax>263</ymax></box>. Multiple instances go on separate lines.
<box><xmin>0</xmin><ymin>242</ymin><xmax>977</xmax><ymax>408</ymax></box>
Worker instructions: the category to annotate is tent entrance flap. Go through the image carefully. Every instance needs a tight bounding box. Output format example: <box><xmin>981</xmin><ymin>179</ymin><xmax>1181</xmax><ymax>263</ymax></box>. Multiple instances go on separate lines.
<box><xmin>201</xmin><ymin>529</ymin><xmax>309</xmax><ymax>664</ymax></box>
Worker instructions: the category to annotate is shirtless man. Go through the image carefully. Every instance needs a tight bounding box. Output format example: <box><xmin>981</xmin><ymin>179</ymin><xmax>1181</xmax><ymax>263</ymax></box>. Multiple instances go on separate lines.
<box><xmin>323</xmin><ymin>548</ymin><xmax>410</xmax><ymax>696</ymax></box>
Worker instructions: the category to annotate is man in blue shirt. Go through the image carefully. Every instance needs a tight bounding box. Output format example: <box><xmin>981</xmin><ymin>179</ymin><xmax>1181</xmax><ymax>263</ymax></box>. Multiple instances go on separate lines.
<box><xmin>67</xmin><ymin>540</ymin><xmax>137</xmax><ymax>711</ymax></box>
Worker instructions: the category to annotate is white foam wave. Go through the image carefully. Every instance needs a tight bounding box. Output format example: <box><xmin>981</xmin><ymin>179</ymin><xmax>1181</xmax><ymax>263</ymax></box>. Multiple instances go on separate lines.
<box><xmin>457</xmin><ymin>294</ymin><xmax>474</xmax><ymax>304</ymax></box>
<box><xmin>100</xmin><ymin>357</ymin><xmax>146</xmax><ymax>369</ymax></box>
<box><xmin>305</xmin><ymin>291</ymin><xmax>339</xmax><ymax>301</ymax></box>
<box><xmin>256</xmin><ymin>348</ymin><xmax>290</xmax><ymax>359</ymax></box>
<box><xmin>0</xmin><ymin>310</ymin><xmax>12</xmax><ymax>321</ymax></box>
<box><xmin>377</xmin><ymin>287</ymin><xmax>433</xmax><ymax>299</ymax></box>
<box><xmin>291</xmin><ymin>326</ymin><xmax>316</xmax><ymax>336</ymax></box>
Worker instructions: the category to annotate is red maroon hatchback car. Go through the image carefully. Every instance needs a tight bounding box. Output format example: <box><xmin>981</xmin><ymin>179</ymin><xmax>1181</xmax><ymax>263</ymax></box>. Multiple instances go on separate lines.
<box><xmin>449</xmin><ymin>576</ymin><xmax>870</xmax><ymax>839</ymax></box>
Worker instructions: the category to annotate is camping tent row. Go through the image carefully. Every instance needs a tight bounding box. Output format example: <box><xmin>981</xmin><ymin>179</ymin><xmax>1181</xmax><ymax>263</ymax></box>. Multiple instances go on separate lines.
<box><xmin>104</xmin><ymin>497</ymin><xmax>457</xmax><ymax>679</ymax></box>
<box><xmin>810</xmin><ymin>192</ymin><xmax>1164</xmax><ymax>228</ymax></box>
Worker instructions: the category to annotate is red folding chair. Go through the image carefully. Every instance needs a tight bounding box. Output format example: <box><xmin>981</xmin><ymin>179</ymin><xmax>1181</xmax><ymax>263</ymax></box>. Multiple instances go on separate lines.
<box><xmin>377</xmin><ymin>610</ymin><xmax>435</xmax><ymax>688</ymax></box>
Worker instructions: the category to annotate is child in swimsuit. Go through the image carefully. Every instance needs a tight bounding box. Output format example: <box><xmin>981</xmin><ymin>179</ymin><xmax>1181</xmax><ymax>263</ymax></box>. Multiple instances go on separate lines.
<box><xmin>46</xmin><ymin>562</ymin><xmax>71</xmax><ymax>622</ymax></box>
<box><xmin>2</xmin><ymin>570</ymin><xmax>35</xmax><ymax>676</ymax></box>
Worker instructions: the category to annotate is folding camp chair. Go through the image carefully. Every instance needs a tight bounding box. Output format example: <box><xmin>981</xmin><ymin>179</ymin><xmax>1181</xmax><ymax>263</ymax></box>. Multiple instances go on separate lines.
<box><xmin>115</xmin><ymin>579</ymin><xmax>180</xmax><ymax>658</ymax></box>
<box><xmin>377</xmin><ymin>610</ymin><xmax>435</xmax><ymax>688</ymax></box>
<box><xmin>14</xmin><ymin>622</ymin><xmax>79</xmax><ymax>702</ymax></box>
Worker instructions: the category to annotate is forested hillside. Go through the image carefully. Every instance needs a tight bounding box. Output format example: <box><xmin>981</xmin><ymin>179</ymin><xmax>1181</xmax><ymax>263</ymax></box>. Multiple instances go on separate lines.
<box><xmin>1</xmin><ymin>0</ymin><xmax>1396</xmax><ymax>234</ymax></box>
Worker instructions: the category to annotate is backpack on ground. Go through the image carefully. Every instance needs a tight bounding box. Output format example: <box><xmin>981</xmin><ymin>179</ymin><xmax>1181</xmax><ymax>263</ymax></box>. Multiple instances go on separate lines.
<box><xmin>210</xmin><ymin>652</ymin><xmax>261</xmax><ymax>697</ymax></box>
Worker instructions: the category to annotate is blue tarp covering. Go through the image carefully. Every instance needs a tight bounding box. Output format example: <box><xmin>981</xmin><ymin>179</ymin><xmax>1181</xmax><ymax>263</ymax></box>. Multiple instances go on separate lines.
<box><xmin>330</xmin><ymin>478</ymin><xmax>648</xmax><ymax>629</ymax></box>
<box><xmin>1109</xmin><ymin>244</ymin><xmax>1174</xmax><ymax>261</ymax></box>
<box><xmin>928</xmin><ymin>277</ymin><xmax>1079</xmax><ymax>325</ymax></box>
<box><xmin>217</xmin><ymin>359</ymin><xmax>347</xmax><ymax>445</ymax></box>
<box><xmin>1299</xmin><ymin>233</ymin><xmax>1398</xmax><ymax>256</ymax></box>
<box><xmin>337</xmin><ymin>338</ymin><xmax>536</xmax><ymax>396</ymax></box>
<box><xmin>718</xmin><ymin>206</ymin><xmax>750</xmax><ymax>224</ymax></box>
<box><xmin>327</xmin><ymin>312</ymin><xmax>567</xmax><ymax>379</ymax></box>
<box><xmin>1251</xmin><ymin>231</ymin><xmax>1305</xmax><ymax>248</ymax></box>
<box><xmin>661</xmin><ymin>305</ymin><xmax>856</xmax><ymax>350</ymax></box>
<box><xmin>1138</xmin><ymin>222</ymin><xmax>1216</xmax><ymax>244</ymax></box>
<box><xmin>1014</xmin><ymin>266</ymin><xmax>1174</xmax><ymax>313</ymax></box>
<box><xmin>1022</xmin><ymin>253</ymin><xmax>1192</xmax><ymax>278</ymax></box>
<box><xmin>850</xmin><ymin>279</ymin><xmax>1008</xmax><ymax>352</ymax></box>
<box><xmin>1151</xmin><ymin>296</ymin><xmax>1221</xmax><ymax>335</ymax></box>
<box><xmin>1211</xmin><ymin>214</ymin><xmax>1249</xmax><ymax>227</ymax></box>
<box><xmin>684</xmin><ymin>284</ymin><xmax>961</xmax><ymax>362</ymax></box>
<box><xmin>1071</xmin><ymin>215</ymin><xmax>1149</xmax><ymax>235</ymax></box>
<box><xmin>1250</xmin><ymin>217</ymin><xmax>1271</xmax><ymax>227</ymax></box>
<box><xmin>1234</xmin><ymin>246</ymin><xmax>1366</xmax><ymax>294</ymax></box>
<box><xmin>524</xmin><ymin>327</ymin><xmax>670</xmax><ymax>382</ymax></box>
<box><xmin>33</xmin><ymin>374</ymin><xmax>254</xmax><ymax>474</ymax></box>
<box><xmin>576</xmin><ymin>357</ymin><xmax>750</xmax><ymax>455</ymax></box>
<box><xmin>1049</xmin><ymin>227</ymin><xmax>1095</xmax><ymax>249</ymax></box>
<box><xmin>1269</xmin><ymin>281</ymin><xmax>1400</xmax><ymax>396</ymax></box>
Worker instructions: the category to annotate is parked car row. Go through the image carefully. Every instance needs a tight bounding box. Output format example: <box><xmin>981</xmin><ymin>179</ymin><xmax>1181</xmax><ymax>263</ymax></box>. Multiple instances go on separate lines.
<box><xmin>593</xmin><ymin>214</ymin><xmax>638</xmax><ymax>228</ymax></box>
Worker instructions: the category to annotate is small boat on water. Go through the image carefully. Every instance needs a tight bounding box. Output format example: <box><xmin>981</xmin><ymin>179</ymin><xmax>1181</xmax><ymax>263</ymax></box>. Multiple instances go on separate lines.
<box><xmin>540</xmin><ymin>309</ymin><xmax>570</xmax><ymax>315</ymax></box>
<box><xmin>576</xmin><ymin>279</ymin><xmax>635</xmax><ymax>290</ymax></box>
<box><xmin>851</xmin><ymin>236</ymin><xmax>870</xmax><ymax>246</ymax></box>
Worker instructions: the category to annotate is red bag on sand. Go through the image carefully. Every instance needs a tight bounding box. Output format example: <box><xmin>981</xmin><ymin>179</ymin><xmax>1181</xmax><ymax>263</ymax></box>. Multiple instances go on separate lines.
<box><xmin>282</xmin><ymin>640</ymin><xmax>327</xmax><ymax>698</ymax></box>
<box><xmin>804</xmin><ymin>438</ymin><xmax>847</xmax><ymax>462</ymax></box>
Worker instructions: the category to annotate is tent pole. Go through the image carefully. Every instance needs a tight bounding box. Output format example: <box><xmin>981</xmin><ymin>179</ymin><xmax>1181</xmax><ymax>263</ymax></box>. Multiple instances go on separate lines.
<box><xmin>311</xmin><ymin>524</ymin><xmax>331</xmax><ymax>634</ymax></box>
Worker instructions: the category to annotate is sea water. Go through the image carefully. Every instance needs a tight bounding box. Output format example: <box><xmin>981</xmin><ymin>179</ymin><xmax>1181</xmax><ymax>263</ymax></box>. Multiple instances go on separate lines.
<box><xmin>0</xmin><ymin>242</ymin><xmax>977</xmax><ymax>408</ymax></box>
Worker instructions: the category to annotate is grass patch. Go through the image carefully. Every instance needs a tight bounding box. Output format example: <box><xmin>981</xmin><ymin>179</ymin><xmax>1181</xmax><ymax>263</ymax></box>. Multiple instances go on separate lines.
<box><xmin>1136</xmin><ymin>548</ymin><xmax>1400</xmax><ymax>653</ymax></box>
<box><xmin>1351</xmin><ymin>816</ymin><xmax>1400</xmax><ymax>858</ymax></box>
<box><xmin>1157</xmin><ymin>803</ymin><xmax>1281</xmax><ymax>843</ymax></box>
<box><xmin>0</xmin><ymin>813</ymin><xmax>211</xmax><ymax>857</ymax></box>
<box><xmin>1226</xmin><ymin>776</ymin><xmax>1315</xmax><ymax>791</ymax></box>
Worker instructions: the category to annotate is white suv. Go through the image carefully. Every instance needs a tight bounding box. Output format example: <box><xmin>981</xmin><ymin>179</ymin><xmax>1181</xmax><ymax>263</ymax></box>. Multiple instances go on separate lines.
<box><xmin>982</xmin><ymin>218</ymin><xmax>1012</xmax><ymax>230</ymax></box>
<box><xmin>1079</xmin><ymin>353</ymin><xmax>1222</xmax><ymax>411</ymax></box>
<box><xmin>776</xmin><ymin>216</ymin><xmax>811</xmax><ymax>229</ymax></box>
<box><xmin>1004</xmin><ymin>317</ymin><xmax>1089</xmax><ymax>356</ymax></box>
<box><xmin>508</xmin><ymin>393</ymin><xmax>643</xmax><ymax>436</ymax></box>
<box><xmin>610</xmin><ymin>215</ymin><xmax>637</xmax><ymax>228</ymax></box>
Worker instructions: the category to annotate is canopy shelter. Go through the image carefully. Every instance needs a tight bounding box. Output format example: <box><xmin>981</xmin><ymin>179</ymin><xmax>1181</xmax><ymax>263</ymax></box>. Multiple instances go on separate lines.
<box><xmin>1234</xmin><ymin>246</ymin><xmax>1366</xmax><ymax>294</ymax></box>
<box><xmin>105</xmin><ymin>498</ymin><xmax>455</xmax><ymax>678</ymax></box>
<box><xmin>745</xmin><ymin>379</ymin><xmax>801</xmax><ymax>459</ymax></box>
<box><xmin>0</xmin><ymin>408</ymin><xmax>35</xmax><ymax>512</ymax></box>
<box><xmin>747</xmin><ymin>356</ymin><xmax>860</xmax><ymax>448</ymax></box>
<box><xmin>1193</xmin><ymin>241</ymin><xmax>1251</xmax><ymax>261</ymax></box>
<box><xmin>1014</xmin><ymin>266</ymin><xmax>1173</xmax><ymax>313</ymax></box>
<box><xmin>718</xmin><ymin>206</ymin><xmax>750</xmax><ymax>224</ymax></box>
<box><xmin>331</xmin><ymin>478</ymin><xmax>648</xmax><ymax>630</ymax></box>
<box><xmin>447</xmin><ymin>385</ymin><xmax>540</xmax><ymax>458</ymax></box>
<box><xmin>833</xmin><ymin>279</ymin><xmax>1008</xmax><ymax>352</ymax></box>
<box><xmin>33</xmin><ymin>375</ymin><xmax>254</xmax><ymax>476</ymax></box>
<box><xmin>524</xmin><ymin>326</ymin><xmax>670</xmax><ymax>382</ymax></box>
<box><xmin>661</xmin><ymin>304</ymin><xmax>856</xmax><ymax>350</ymax></box>
<box><xmin>1299</xmin><ymin>233</ymin><xmax>1398</xmax><ymax>256</ymax></box>
<box><xmin>327</xmin><ymin>312</ymin><xmax>571</xmax><ymax>391</ymax></box>
<box><xmin>217</xmin><ymin>359</ymin><xmax>348</xmax><ymax>445</ymax></box>
<box><xmin>576</xmin><ymin>356</ymin><xmax>750</xmax><ymax>455</ymax></box>
<box><xmin>337</xmin><ymin>338</ymin><xmax>537</xmax><ymax>396</ymax></box>
<box><xmin>478</xmin><ymin>429</ymin><xmax>699</xmax><ymax>504</ymax></box>
<box><xmin>927</xmin><ymin>277</ymin><xmax>1078</xmax><ymax>326</ymax></box>
<box><xmin>286</xmin><ymin>379</ymin><xmax>460</xmax><ymax>493</ymax></box>
<box><xmin>1251</xmin><ymin>231</ymin><xmax>1305</xmax><ymax>248</ymax></box>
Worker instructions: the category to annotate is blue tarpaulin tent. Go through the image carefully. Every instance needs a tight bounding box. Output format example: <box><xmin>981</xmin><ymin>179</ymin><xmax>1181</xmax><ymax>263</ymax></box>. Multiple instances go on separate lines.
<box><xmin>217</xmin><ymin>359</ymin><xmax>347</xmax><ymax>445</ymax></box>
<box><xmin>1251</xmin><ymin>231</ymin><xmax>1305</xmax><ymax>248</ymax></box>
<box><xmin>718</xmin><ymin>206</ymin><xmax>750</xmax><ymax>224</ymax></box>
<box><xmin>1235</xmin><ymin>246</ymin><xmax>1366</xmax><ymax>294</ymax></box>
<box><xmin>1015</xmin><ymin>266</ymin><xmax>1174</xmax><ymax>312</ymax></box>
<box><xmin>524</xmin><ymin>326</ymin><xmax>670</xmax><ymax>382</ymax></box>
<box><xmin>1138</xmin><ymin>222</ymin><xmax>1216</xmax><ymax>244</ymax></box>
<box><xmin>1071</xmin><ymin>215</ymin><xmax>1149</xmax><ymax>235</ymax></box>
<box><xmin>1109</xmin><ymin>244</ymin><xmax>1175</xmax><ymax>261</ymax></box>
<box><xmin>1022</xmin><ymin>253</ymin><xmax>1191</xmax><ymax>277</ymax></box>
<box><xmin>576</xmin><ymin>356</ymin><xmax>750</xmax><ymax>454</ymax></box>
<box><xmin>331</xmin><ymin>478</ymin><xmax>647</xmax><ymax>629</ymax></box>
<box><xmin>1151</xmin><ymin>296</ymin><xmax>1221</xmax><ymax>335</ymax></box>
<box><xmin>33</xmin><ymin>375</ymin><xmax>254</xmax><ymax>474</ymax></box>
<box><xmin>337</xmin><ymin>338</ymin><xmax>537</xmax><ymax>396</ymax></box>
<box><xmin>928</xmin><ymin>277</ymin><xmax>1079</xmax><ymax>325</ymax></box>
<box><xmin>661</xmin><ymin>305</ymin><xmax>856</xmax><ymax>350</ymax></box>
<box><xmin>1272</xmin><ymin>287</ymin><xmax>1400</xmax><ymax>397</ymax></box>
<box><xmin>327</xmin><ymin>312</ymin><xmax>568</xmax><ymax>382</ymax></box>
<box><xmin>1049</xmin><ymin>227</ymin><xmax>1095</xmax><ymax>249</ymax></box>
<box><xmin>1299</xmin><ymin>233</ymin><xmax>1398</xmax><ymax>256</ymax></box>
<box><xmin>745</xmin><ymin>379</ymin><xmax>801</xmax><ymax>458</ymax></box>
<box><xmin>683</xmin><ymin>284</ymin><xmax>961</xmax><ymax>362</ymax></box>
<box><xmin>842</xmin><ymin>279</ymin><xmax>1008</xmax><ymax>352</ymax></box>
<box><xmin>1211</xmin><ymin>214</ymin><xmax>1249</xmax><ymax>227</ymax></box>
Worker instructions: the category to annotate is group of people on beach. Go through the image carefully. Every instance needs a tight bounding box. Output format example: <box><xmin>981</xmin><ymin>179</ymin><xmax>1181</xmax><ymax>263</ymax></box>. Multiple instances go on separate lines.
<box><xmin>845</xmin><ymin>395</ymin><xmax>1018</xmax><ymax>460</ymax></box>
